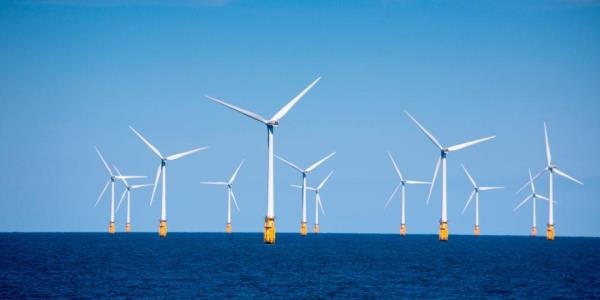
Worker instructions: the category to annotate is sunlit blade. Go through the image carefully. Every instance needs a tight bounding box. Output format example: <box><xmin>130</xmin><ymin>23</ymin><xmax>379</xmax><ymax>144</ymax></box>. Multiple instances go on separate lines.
<box><xmin>516</xmin><ymin>168</ymin><xmax>545</xmax><ymax>194</ymax></box>
<box><xmin>112</xmin><ymin>164</ymin><xmax>128</xmax><ymax>187</ymax></box>
<box><xmin>228</xmin><ymin>160</ymin><xmax>245</xmax><ymax>184</ymax></box>
<box><xmin>514</xmin><ymin>194</ymin><xmax>533</xmax><ymax>211</ymax></box>
<box><xmin>205</xmin><ymin>95</ymin><xmax>268</xmax><ymax>124</ymax></box>
<box><xmin>447</xmin><ymin>136</ymin><xmax>495</xmax><ymax>152</ymax></box>
<box><xmin>306</xmin><ymin>152</ymin><xmax>336</xmax><ymax>173</ymax></box>
<box><xmin>94</xmin><ymin>146</ymin><xmax>113</xmax><ymax>176</ymax></box>
<box><xmin>544</xmin><ymin>122</ymin><xmax>552</xmax><ymax>166</ymax></box>
<box><xmin>461</xmin><ymin>164</ymin><xmax>477</xmax><ymax>188</ymax></box>
<box><xmin>536</xmin><ymin>194</ymin><xmax>549</xmax><ymax>201</ymax></box>
<box><xmin>230</xmin><ymin>190</ymin><xmax>240</xmax><ymax>212</ymax></box>
<box><xmin>201</xmin><ymin>181</ymin><xmax>228</xmax><ymax>185</ymax></box>
<box><xmin>426</xmin><ymin>157</ymin><xmax>441</xmax><ymax>205</ymax></box>
<box><xmin>131</xmin><ymin>184</ymin><xmax>153</xmax><ymax>190</ymax></box>
<box><xmin>94</xmin><ymin>180</ymin><xmax>110</xmax><ymax>207</ymax></box>
<box><xmin>115</xmin><ymin>176</ymin><xmax>147</xmax><ymax>180</ymax></box>
<box><xmin>270</xmin><ymin>77</ymin><xmax>321</xmax><ymax>122</ymax></box>
<box><xmin>317</xmin><ymin>194</ymin><xmax>326</xmax><ymax>216</ymax></box>
<box><xmin>528</xmin><ymin>168</ymin><xmax>536</xmax><ymax>194</ymax></box>
<box><xmin>387</xmin><ymin>152</ymin><xmax>404</xmax><ymax>181</ymax></box>
<box><xmin>404</xmin><ymin>111</ymin><xmax>443</xmax><ymax>150</ymax></box>
<box><xmin>405</xmin><ymin>180</ymin><xmax>430</xmax><ymax>185</ymax></box>
<box><xmin>116</xmin><ymin>190</ymin><xmax>127</xmax><ymax>212</ymax></box>
<box><xmin>384</xmin><ymin>184</ymin><xmax>400</xmax><ymax>209</ymax></box>
<box><xmin>275</xmin><ymin>155</ymin><xmax>303</xmax><ymax>172</ymax></box>
<box><xmin>292</xmin><ymin>184</ymin><xmax>315</xmax><ymax>191</ymax></box>
<box><xmin>461</xmin><ymin>190</ymin><xmax>476</xmax><ymax>215</ymax></box>
<box><xmin>554</xmin><ymin>168</ymin><xmax>584</xmax><ymax>185</ymax></box>
<box><xmin>479</xmin><ymin>186</ymin><xmax>504</xmax><ymax>191</ymax></box>
<box><xmin>149</xmin><ymin>164</ymin><xmax>162</xmax><ymax>206</ymax></box>
<box><xmin>166</xmin><ymin>146</ymin><xmax>209</xmax><ymax>161</ymax></box>
<box><xmin>317</xmin><ymin>170</ymin><xmax>334</xmax><ymax>190</ymax></box>
<box><xmin>129</xmin><ymin>126</ymin><xmax>163</xmax><ymax>159</ymax></box>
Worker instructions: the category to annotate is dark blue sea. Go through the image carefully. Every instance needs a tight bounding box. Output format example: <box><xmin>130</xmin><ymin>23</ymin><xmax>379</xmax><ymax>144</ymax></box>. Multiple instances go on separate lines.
<box><xmin>1</xmin><ymin>233</ymin><xmax>599</xmax><ymax>299</ymax></box>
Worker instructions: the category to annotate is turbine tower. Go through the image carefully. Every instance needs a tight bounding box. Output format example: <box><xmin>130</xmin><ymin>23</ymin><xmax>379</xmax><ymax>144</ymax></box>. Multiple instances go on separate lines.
<box><xmin>276</xmin><ymin>152</ymin><xmax>335</xmax><ymax>236</ymax></box>
<box><xmin>205</xmin><ymin>76</ymin><xmax>321</xmax><ymax>244</ymax></box>
<box><xmin>113</xmin><ymin>165</ymin><xmax>152</xmax><ymax>233</ymax></box>
<box><xmin>514</xmin><ymin>169</ymin><xmax>550</xmax><ymax>237</ymax></box>
<box><xmin>201</xmin><ymin>160</ymin><xmax>244</xmax><ymax>233</ymax></box>
<box><xmin>130</xmin><ymin>126</ymin><xmax>209</xmax><ymax>238</ymax></box>
<box><xmin>517</xmin><ymin>122</ymin><xmax>583</xmax><ymax>240</ymax></box>
<box><xmin>405</xmin><ymin>111</ymin><xmax>495</xmax><ymax>241</ymax></box>
<box><xmin>384</xmin><ymin>152</ymin><xmax>430</xmax><ymax>236</ymax></box>
<box><xmin>460</xmin><ymin>164</ymin><xmax>503</xmax><ymax>236</ymax></box>
<box><xmin>292</xmin><ymin>170</ymin><xmax>334</xmax><ymax>234</ymax></box>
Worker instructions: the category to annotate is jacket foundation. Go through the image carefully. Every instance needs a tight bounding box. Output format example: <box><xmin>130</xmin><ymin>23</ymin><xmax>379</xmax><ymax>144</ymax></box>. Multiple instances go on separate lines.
<box><xmin>159</xmin><ymin>220</ymin><xmax>167</xmax><ymax>238</ymax></box>
<box><xmin>300</xmin><ymin>222</ymin><xmax>307</xmax><ymax>236</ymax></box>
<box><xmin>439</xmin><ymin>221</ymin><xmax>448</xmax><ymax>241</ymax></box>
<box><xmin>546</xmin><ymin>224</ymin><xmax>555</xmax><ymax>240</ymax></box>
<box><xmin>313</xmin><ymin>224</ymin><xmax>320</xmax><ymax>234</ymax></box>
<box><xmin>531</xmin><ymin>226</ymin><xmax>537</xmax><ymax>237</ymax></box>
<box><xmin>108</xmin><ymin>222</ymin><xmax>115</xmax><ymax>235</ymax></box>
<box><xmin>263</xmin><ymin>217</ymin><xmax>275</xmax><ymax>244</ymax></box>
<box><xmin>474</xmin><ymin>225</ymin><xmax>480</xmax><ymax>237</ymax></box>
<box><xmin>226</xmin><ymin>223</ymin><xmax>232</xmax><ymax>234</ymax></box>
<box><xmin>125</xmin><ymin>223</ymin><xmax>131</xmax><ymax>233</ymax></box>
<box><xmin>400</xmin><ymin>224</ymin><xmax>406</xmax><ymax>236</ymax></box>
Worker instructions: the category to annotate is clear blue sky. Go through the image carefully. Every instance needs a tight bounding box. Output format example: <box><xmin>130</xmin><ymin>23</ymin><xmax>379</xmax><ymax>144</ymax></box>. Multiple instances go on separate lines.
<box><xmin>0</xmin><ymin>0</ymin><xmax>598</xmax><ymax>236</ymax></box>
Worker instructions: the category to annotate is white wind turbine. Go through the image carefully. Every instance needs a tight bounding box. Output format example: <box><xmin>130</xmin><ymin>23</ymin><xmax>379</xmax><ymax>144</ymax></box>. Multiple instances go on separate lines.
<box><xmin>405</xmin><ymin>111</ymin><xmax>495</xmax><ymax>241</ymax></box>
<box><xmin>129</xmin><ymin>126</ymin><xmax>209</xmax><ymax>237</ymax></box>
<box><xmin>201</xmin><ymin>160</ymin><xmax>244</xmax><ymax>234</ymax></box>
<box><xmin>276</xmin><ymin>152</ymin><xmax>335</xmax><ymax>236</ymax></box>
<box><xmin>460</xmin><ymin>164</ymin><xmax>503</xmax><ymax>236</ymax></box>
<box><xmin>94</xmin><ymin>147</ymin><xmax>145</xmax><ymax>234</ymax></box>
<box><xmin>113</xmin><ymin>165</ymin><xmax>152</xmax><ymax>233</ymax></box>
<box><xmin>292</xmin><ymin>170</ymin><xmax>334</xmax><ymax>234</ymax></box>
<box><xmin>205</xmin><ymin>76</ymin><xmax>321</xmax><ymax>244</ymax></box>
<box><xmin>516</xmin><ymin>122</ymin><xmax>583</xmax><ymax>240</ymax></box>
<box><xmin>514</xmin><ymin>169</ymin><xmax>551</xmax><ymax>237</ymax></box>
<box><xmin>384</xmin><ymin>152</ymin><xmax>430</xmax><ymax>236</ymax></box>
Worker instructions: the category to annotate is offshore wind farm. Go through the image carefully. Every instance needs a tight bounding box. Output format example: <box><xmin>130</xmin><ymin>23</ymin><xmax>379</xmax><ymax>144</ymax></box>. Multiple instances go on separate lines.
<box><xmin>1</xmin><ymin>1</ymin><xmax>599</xmax><ymax>298</ymax></box>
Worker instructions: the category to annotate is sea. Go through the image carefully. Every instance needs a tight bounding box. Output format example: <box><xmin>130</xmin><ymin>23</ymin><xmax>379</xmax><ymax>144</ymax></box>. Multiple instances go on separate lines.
<box><xmin>1</xmin><ymin>233</ymin><xmax>599</xmax><ymax>299</ymax></box>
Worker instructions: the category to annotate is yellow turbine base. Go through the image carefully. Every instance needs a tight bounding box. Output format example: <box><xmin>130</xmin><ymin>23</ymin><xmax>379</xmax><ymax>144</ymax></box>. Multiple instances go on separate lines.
<box><xmin>125</xmin><ymin>223</ymin><xmax>131</xmax><ymax>233</ymax></box>
<box><xmin>531</xmin><ymin>226</ymin><xmax>537</xmax><ymax>237</ymax></box>
<box><xmin>439</xmin><ymin>221</ymin><xmax>448</xmax><ymax>241</ymax></box>
<box><xmin>263</xmin><ymin>217</ymin><xmax>275</xmax><ymax>244</ymax></box>
<box><xmin>400</xmin><ymin>224</ymin><xmax>406</xmax><ymax>236</ymax></box>
<box><xmin>474</xmin><ymin>225</ymin><xmax>480</xmax><ymax>237</ymax></box>
<box><xmin>159</xmin><ymin>220</ymin><xmax>167</xmax><ymax>238</ymax></box>
<box><xmin>300</xmin><ymin>222</ymin><xmax>307</xmax><ymax>236</ymax></box>
<box><xmin>546</xmin><ymin>224</ymin><xmax>555</xmax><ymax>240</ymax></box>
<box><xmin>108</xmin><ymin>222</ymin><xmax>115</xmax><ymax>234</ymax></box>
<box><xmin>314</xmin><ymin>224</ymin><xmax>320</xmax><ymax>234</ymax></box>
<box><xmin>226</xmin><ymin>223</ymin><xmax>232</xmax><ymax>234</ymax></box>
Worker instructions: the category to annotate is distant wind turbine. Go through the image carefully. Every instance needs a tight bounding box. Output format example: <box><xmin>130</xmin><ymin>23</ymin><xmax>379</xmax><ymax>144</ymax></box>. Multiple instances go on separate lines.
<box><xmin>514</xmin><ymin>169</ymin><xmax>551</xmax><ymax>237</ymax></box>
<box><xmin>201</xmin><ymin>160</ymin><xmax>245</xmax><ymax>234</ymax></box>
<box><xmin>460</xmin><ymin>164</ymin><xmax>503</xmax><ymax>236</ymax></box>
<box><xmin>293</xmin><ymin>170</ymin><xmax>334</xmax><ymax>234</ymax></box>
<box><xmin>113</xmin><ymin>165</ymin><xmax>152</xmax><ymax>233</ymax></box>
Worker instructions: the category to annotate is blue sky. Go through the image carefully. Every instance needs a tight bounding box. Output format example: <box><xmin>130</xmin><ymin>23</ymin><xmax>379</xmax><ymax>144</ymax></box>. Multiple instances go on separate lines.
<box><xmin>0</xmin><ymin>0</ymin><xmax>598</xmax><ymax>236</ymax></box>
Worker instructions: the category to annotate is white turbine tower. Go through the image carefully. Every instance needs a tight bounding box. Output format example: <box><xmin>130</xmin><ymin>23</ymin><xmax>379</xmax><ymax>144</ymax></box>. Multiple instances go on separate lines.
<box><xmin>276</xmin><ymin>152</ymin><xmax>335</xmax><ymax>236</ymax></box>
<box><xmin>405</xmin><ymin>111</ymin><xmax>495</xmax><ymax>241</ymax></box>
<box><xmin>384</xmin><ymin>152</ymin><xmax>430</xmax><ymax>236</ymax></box>
<box><xmin>514</xmin><ymin>169</ymin><xmax>550</xmax><ymax>237</ymax></box>
<box><xmin>460</xmin><ymin>164</ymin><xmax>503</xmax><ymax>236</ymax></box>
<box><xmin>201</xmin><ymin>160</ymin><xmax>244</xmax><ymax>234</ymax></box>
<box><xmin>129</xmin><ymin>126</ymin><xmax>209</xmax><ymax>238</ymax></box>
<box><xmin>292</xmin><ymin>170</ymin><xmax>334</xmax><ymax>234</ymax></box>
<box><xmin>113</xmin><ymin>165</ymin><xmax>152</xmax><ymax>233</ymax></box>
<box><xmin>205</xmin><ymin>76</ymin><xmax>321</xmax><ymax>244</ymax></box>
<box><xmin>516</xmin><ymin>122</ymin><xmax>583</xmax><ymax>240</ymax></box>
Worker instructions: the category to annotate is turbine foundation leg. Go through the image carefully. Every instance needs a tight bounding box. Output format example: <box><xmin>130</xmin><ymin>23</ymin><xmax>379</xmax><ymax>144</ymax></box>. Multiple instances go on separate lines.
<box><xmin>263</xmin><ymin>217</ymin><xmax>275</xmax><ymax>244</ymax></box>
<box><xmin>531</xmin><ymin>226</ymin><xmax>537</xmax><ymax>237</ymax></box>
<box><xmin>300</xmin><ymin>222</ymin><xmax>307</xmax><ymax>236</ymax></box>
<box><xmin>474</xmin><ymin>225</ymin><xmax>480</xmax><ymax>237</ymax></box>
<box><xmin>546</xmin><ymin>224</ymin><xmax>555</xmax><ymax>240</ymax></box>
<box><xmin>439</xmin><ymin>221</ymin><xmax>448</xmax><ymax>241</ymax></box>
<box><xmin>108</xmin><ymin>222</ymin><xmax>115</xmax><ymax>235</ymax></box>
<box><xmin>226</xmin><ymin>222</ymin><xmax>232</xmax><ymax>234</ymax></box>
<box><xmin>400</xmin><ymin>224</ymin><xmax>406</xmax><ymax>236</ymax></box>
<box><xmin>125</xmin><ymin>223</ymin><xmax>131</xmax><ymax>233</ymax></box>
<box><xmin>313</xmin><ymin>224</ymin><xmax>320</xmax><ymax>234</ymax></box>
<box><xmin>159</xmin><ymin>220</ymin><xmax>167</xmax><ymax>238</ymax></box>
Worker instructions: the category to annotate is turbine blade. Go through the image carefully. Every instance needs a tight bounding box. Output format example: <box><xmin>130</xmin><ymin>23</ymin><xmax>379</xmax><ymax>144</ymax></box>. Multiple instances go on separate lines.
<box><xmin>129</xmin><ymin>126</ymin><xmax>163</xmax><ymax>159</ymax></box>
<box><xmin>405</xmin><ymin>180</ymin><xmax>430</xmax><ymax>185</ymax></box>
<box><xmin>479</xmin><ymin>186</ymin><xmax>504</xmax><ymax>191</ymax></box>
<box><xmin>514</xmin><ymin>194</ymin><xmax>533</xmax><ymax>211</ymax></box>
<box><xmin>317</xmin><ymin>194</ymin><xmax>326</xmax><ymax>216</ymax></box>
<box><xmin>387</xmin><ymin>152</ymin><xmax>404</xmax><ymax>181</ymax></box>
<box><xmin>270</xmin><ymin>77</ymin><xmax>321</xmax><ymax>122</ymax></box>
<box><xmin>149</xmin><ymin>164</ymin><xmax>162</xmax><ymax>206</ymax></box>
<box><xmin>94</xmin><ymin>146</ymin><xmax>113</xmax><ymax>176</ymax></box>
<box><xmin>200</xmin><ymin>181</ymin><xmax>228</xmax><ymax>185</ymax></box>
<box><xmin>131</xmin><ymin>184</ymin><xmax>153</xmax><ymax>190</ymax></box>
<box><xmin>115</xmin><ymin>176</ymin><xmax>147</xmax><ymax>180</ymax></box>
<box><xmin>447</xmin><ymin>136</ymin><xmax>495</xmax><ymax>152</ymax></box>
<box><xmin>404</xmin><ymin>111</ymin><xmax>443</xmax><ymax>150</ymax></box>
<box><xmin>384</xmin><ymin>184</ymin><xmax>401</xmax><ymax>209</ymax></box>
<box><xmin>116</xmin><ymin>190</ymin><xmax>127</xmax><ymax>212</ymax></box>
<box><xmin>229</xmin><ymin>160</ymin><xmax>245</xmax><ymax>184</ymax></box>
<box><xmin>426</xmin><ymin>157</ymin><xmax>441</xmax><ymax>205</ymax></box>
<box><xmin>528</xmin><ymin>168</ymin><xmax>536</xmax><ymax>194</ymax></box>
<box><xmin>290</xmin><ymin>184</ymin><xmax>303</xmax><ymax>189</ymax></box>
<box><xmin>166</xmin><ymin>146</ymin><xmax>209</xmax><ymax>161</ymax></box>
<box><xmin>544</xmin><ymin>122</ymin><xmax>552</xmax><ymax>165</ymax></box>
<box><xmin>230</xmin><ymin>189</ymin><xmax>240</xmax><ymax>212</ymax></box>
<box><xmin>275</xmin><ymin>155</ymin><xmax>303</xmax><ymax>172</ymax></box>
<box><xmin>94</xmin><ymin>180</ymin><xmax>111</xmax><ymax>207</ymax></box>
<box><xmin>461</xmin><ymin>164</ymin><xmax>477</xmax><ymax>188</ymax></box>
<box><xmin>305</xmin><ymin>152</ymin><xmax>336</xmax><ymax>173</ymax></box>
<box><xmin>317</xmin><ymin>170</ymin><xmax>334</xmax><ymax>190</ymax></box>
<box><xmin>112</xmin><ymin>164</ymin><xmax>128</xmax><ymax>187</ymax></box>
<box><xmin>516</xmin><ymin>168</ymin><xmax>545</xmax><ymax>194</ymax></box>
<box><xmin>537</xmin><ymin>194</ymin><xmax>549</xmax><ymax>201</ymax></box>
<box><xmin>205</xmin><ymin>95</ymin><xmax>268</xmax><ymax>124</ymax></box>
<box><xmin>461</xmin><ymin>190</ymin><xmax>476</xmax><ymax>215</ymax></box>
<box><xmin>554</xmin><ymin>168</ymin><xmax>584</xmax><ymax>185</ymax></box>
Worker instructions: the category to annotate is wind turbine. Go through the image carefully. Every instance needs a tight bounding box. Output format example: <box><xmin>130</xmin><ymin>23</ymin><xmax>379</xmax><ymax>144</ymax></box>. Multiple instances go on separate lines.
<box><xmin>205</xmin><ymin>76</ymin><xmax>321</xmax><ymax>244</ymax></box>
<box><xmin>514</xmin><ymin>169</ymin><xmax>551</xmax><ymax>237</ymax></box>
<box><xmin>129</xmin><ymin>126</ymin><xmax>209</xmax><ymax>238</ymax></box>
<box><xmin>201</xmin><ymin>160</ymin><xmax>244</xmax><ymax>234</ymax></box>
<box><xmin>292</xmin><ymin>170</ymin><xmax>334</xmax><ymax>234</ymax></box>
<box><xmin>516</xmin><ymin>122</ymin><xmax>583</xmax><ymax>240</ymax></box>
<box><xmin>460</xmin><ymin>164</ymin><xmax>503</xmax><ymax>236</ymax></box>
<box><xmin>405</xmin><ymin>111</ymin><xmax>495</xmax><ymax>241</ymax></box>
<box><xmin>276</xmin><ymin>152</ymin><xmax>335</xmax><ymax>236</ymax></box>
<box><xmin>94</xmin><ymin>147</ymin><xmax>145</xmax><ymax>234</ymax></box>
<box><xmin>113</xmin><ymin>165</ymin><xmax>152</xmax><ymax>233</ymax></box>
<box><xmin>384</xmin><ymin>152</ymin><xmax>430</xmax><ymax>236</ymax></box>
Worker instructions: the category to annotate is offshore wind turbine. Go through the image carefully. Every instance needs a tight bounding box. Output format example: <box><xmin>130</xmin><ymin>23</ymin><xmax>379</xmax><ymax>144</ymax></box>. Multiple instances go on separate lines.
<box><xmin>129</xmin><ymin>126</ymin><xmax>209</xmax><ymax>238</ymax></box>
<box><xmin>460</xmin><ymin>164</ymin><xmax>503</xmax><ymax>236</ymax></box>
<box><xmin>516</xmin><ymin>122</ymin><xmax>583</xmax><ymax>240</ymax></box>
<box><xmin>514</xmin><ymin>169</ymin><xmax>550</xmax><ymax>237</ymax></box>
<box><xmin>384</xmin><ymin>152</ymin><xmax>430</xmax><ymax>236</ymax></box>
<box><xmin>94</xmin><ymin>147</ymin><xmax>145</xmax><ymax>234</ymax></box>
<box><xmin>405</xmin><ymin>111</ymin><xmax>495</xmax><ymax>241</ymax></box>
<box><xmin>201</xmin><ymin>160</ymin><xmax>244</xmax><ymax>234</ymax></box>
<box><xmin>113</xmin><ymin>165</ymin><xmax>152</xmax><ymax>233</ymax></box>
<box><xmin>205</xmin><ymin>76</ymin><xmax>321</xmax><ymax>244</ymax></box>
<box><xmin>292</xmin><ymin>170</ymin><xmax>334</xmax><ymax>234</ymax></box>
<box><xmin>276</xmin><ymin>152</ymin><xmax>335</xmax><ymax>236</ymax></box>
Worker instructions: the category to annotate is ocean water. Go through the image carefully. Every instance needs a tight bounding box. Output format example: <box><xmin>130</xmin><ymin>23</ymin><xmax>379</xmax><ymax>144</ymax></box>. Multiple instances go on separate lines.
<box><xmin>1</xmin><ymin>233</ymin><xmax>599</xmax><ymax>299</ymax></box>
